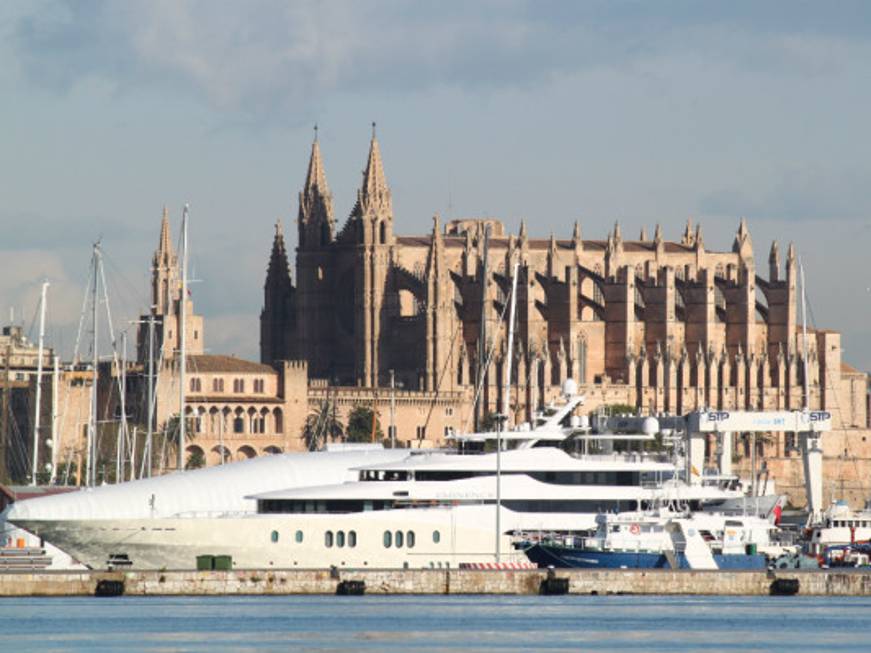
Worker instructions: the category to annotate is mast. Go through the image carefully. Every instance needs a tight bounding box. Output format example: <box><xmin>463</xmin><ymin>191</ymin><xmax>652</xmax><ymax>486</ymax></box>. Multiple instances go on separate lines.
<box><xmin>145</xmin><ymin>314</ymin><xmax>155</xmax><ymax>478</ymax></box>
<box><xmin>49</xmin><ymin>354</ymin><xmax>59</xmax><ymax>485</ymax></box>
<box><xmin>116</xmin><ymin>330</ymin><xmax>128</xmax><ymax>483</ymax></box>
<box><xmin>178</xmin><ymin>204</ymin><xmax>189</xmax><ymax>472</ymax></box>
<box><xmin>495</xmin><ymin>260</ymin><xmax>520</xmax><ymax>563</ymax></box>
<box><xmin>389</xmin><ymin>369</ymin><xmax>396</xmax><ymax>448</ymax></box>
<box><xmin>86</xmin><ymin>242</ymin><xmax>100</xmax><ymax>487</ymax></box>
<box><xmin>800</xmin><ymin>261</ymin><xmax>809</xmax><ymax>410</ymax></box>
<box><xmin>30</xmin><ymin>280</ymin><xmax>49</xmax><ymax>486</ymax></box>
<box><xmin>476</xmin><ymin>225</ymin><xmax>490</xmax><ymax>430</ymax></box>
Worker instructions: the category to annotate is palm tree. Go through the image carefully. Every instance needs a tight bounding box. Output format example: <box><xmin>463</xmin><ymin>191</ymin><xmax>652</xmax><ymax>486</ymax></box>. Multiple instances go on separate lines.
<box><xmin>302</xmin><ymin>398</ymin><xmax>344</xmax><ymax>451</ymax></box>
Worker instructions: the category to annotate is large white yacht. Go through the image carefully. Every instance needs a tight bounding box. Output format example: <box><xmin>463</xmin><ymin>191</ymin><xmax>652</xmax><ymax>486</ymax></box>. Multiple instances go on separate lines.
<box><xmin>6</xmin><ymin>389</ymin><xmax>766</xmax><ymax>570</ymax></box>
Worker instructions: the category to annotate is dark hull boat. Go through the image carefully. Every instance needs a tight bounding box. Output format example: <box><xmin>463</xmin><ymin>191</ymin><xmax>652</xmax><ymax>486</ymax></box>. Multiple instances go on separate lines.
<box><xmin>525</xmin><ymin>542</ymin><xmax>767</xmax><ymax>570</ymax></box>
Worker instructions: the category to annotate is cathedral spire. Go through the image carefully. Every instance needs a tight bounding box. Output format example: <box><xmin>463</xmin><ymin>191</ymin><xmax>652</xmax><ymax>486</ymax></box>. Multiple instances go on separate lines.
<box><xmin>266</xmin><ymin>219</ymin><xmax>292</xmax><ymax>285</ymax></box>
<box><xmin>299</xmin><ymin>129</ymin><xmax>334</xmax><ymax>250</ymax></box>
<box><xmin>304</xmin><ymin>128</ymin><xmax>329</xmax><ymax>197</ymax></box>
<box><xmin>359</xmin><ymin>124</ymin><xmax>391</xmax><ymax>213</ymax></box>
<box><xmin>156</xmin><ymin>206</ymin><xmax>174</xmax><ymax>263</ymax></box>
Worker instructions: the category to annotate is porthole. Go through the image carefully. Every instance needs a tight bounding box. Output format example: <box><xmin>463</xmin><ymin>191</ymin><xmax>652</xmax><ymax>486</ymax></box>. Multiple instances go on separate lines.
<box><xmin>270</xmin><ymin>530</ymin><xmax>279</xmax><ymax>543</ymax></box>
<box><xmin>295</xmin><ymin>530</ymin><xmax>304</xmax><ymax>543</ymax></box>
<box><xmin>395</xmin><ymin>530</ymin><xmax>404</xmax><ymax>548</ymax></box>
<box><xmin>432</xmin><ymin>530</ymin><xmax>441</xmax><ymax>544</ymax></box>
<box><xmin>349</xmin><ymin>531</ymin><xmax>357</xmax><ymax>548</ymax></box>
<box><xmin>383</xmin><ymin>530</ymin><xmax>392</xmax><ymax>548</ymax></box>
<box><xmin>406</xmin><ymin>531</ymin><xmax>415</xmax><ymax>548</ymax></box>
<box><xmin>325</xmin><ymin>530</ymin><xmax>334</xmax><ymax>548</ymax></box>
<box><xmin>337</xmin><ymin>530</ymin><xmax>345</xmax><ymax>548</ymax></box>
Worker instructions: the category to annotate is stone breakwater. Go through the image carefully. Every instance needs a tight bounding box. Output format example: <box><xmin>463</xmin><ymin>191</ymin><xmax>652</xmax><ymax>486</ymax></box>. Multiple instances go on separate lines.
<box><xmin>1</xmin><ymin>569</ymin><xmax>871</xmax><ymax>597</ymax></box>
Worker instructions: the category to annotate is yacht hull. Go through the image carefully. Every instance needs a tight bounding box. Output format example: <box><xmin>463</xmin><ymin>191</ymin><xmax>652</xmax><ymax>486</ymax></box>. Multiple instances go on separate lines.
<box><xmin>524</xmin><ymin>543</ymin><xmax>767</xmax><ymax>570</ymax></box>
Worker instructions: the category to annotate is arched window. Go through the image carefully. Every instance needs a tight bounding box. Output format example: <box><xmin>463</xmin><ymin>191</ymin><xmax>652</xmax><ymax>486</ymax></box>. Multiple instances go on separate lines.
<box><xmin>336</xmin><ymin>531</ymin><xmax>345</xmax><ymax>548</ymax></box>
<box><xmin>406</xmin><ymin>531</ymin><xmax>415</xmax><ymax>548</ymax></box>
<box><xmin>274</xmin><ymin>409</ymin><xmax>284</xmax><ymax>434</ymax></box>
<box><xmin>348</xmin><ymin>531</ymin><xmax>357</xmax><ymax>548</ymax></box>
<box><xmin>379</xmin><ymin>221</ymin><xmax>387</xmax><ymax>244</ymax></box>
<box><xmin>295</xmin><ymin>530</ymin><xmax>304</xmax><ymax>543</ymax></box>
<box><xmin>383</xmin><ymin>530</ymin><xmax>392</xmax><ymax>548</ymax></box>
<box><xmin>325</xmin><ymin>531</ymin><xmax>334</xmax><ymax>548</ymax></box>
<box><xmin>270</xmin><ymin>530</ymin><xmax>279</xmax><ymax>543</ymax></box>
<box><xmin>432</xmin><ymin>530</ymin><xmax>441</xmax><ymax>544</ymax></box>
<box><xmin>395</xmin><ymin>530</ymin><xmax>404</xmax><ymax>548</ymax></box>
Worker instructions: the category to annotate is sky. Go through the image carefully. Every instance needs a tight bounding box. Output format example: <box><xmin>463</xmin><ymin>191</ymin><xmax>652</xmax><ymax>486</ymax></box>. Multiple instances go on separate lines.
<box><xmin>1</xmin><ymin>1</ymin><xmax>870</xmax><ymax>370</ymax></box>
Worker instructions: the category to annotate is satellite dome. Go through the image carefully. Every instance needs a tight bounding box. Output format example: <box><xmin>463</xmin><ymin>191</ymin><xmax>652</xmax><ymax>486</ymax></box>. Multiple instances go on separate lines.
<box><xmin>642</xmin><ymin>416</ymin><xmax>660</xmax><ymax>436</ymax></box>
<box><xmin>562</xmin><ymin>378</ymin><xmax>578</xmax><ymax>397</ymax></box>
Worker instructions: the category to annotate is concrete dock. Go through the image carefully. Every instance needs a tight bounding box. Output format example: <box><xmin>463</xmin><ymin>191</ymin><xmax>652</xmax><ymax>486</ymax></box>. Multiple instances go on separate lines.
<box><xmin>1</xmin><ymin>568</ymin><xmax>871</xmax><ymax>597</ymax></box>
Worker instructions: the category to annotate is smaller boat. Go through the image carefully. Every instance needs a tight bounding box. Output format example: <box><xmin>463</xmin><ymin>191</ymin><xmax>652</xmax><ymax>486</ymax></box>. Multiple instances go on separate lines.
<box><xmin>806</xmin><ymin>500</ymin><xmax>871</xmax><ymax>557</ymax></box>
<box><xmin>519</xmin><ymin>508</ymin><xmax>789</xmax><ymax>570</ymax></box>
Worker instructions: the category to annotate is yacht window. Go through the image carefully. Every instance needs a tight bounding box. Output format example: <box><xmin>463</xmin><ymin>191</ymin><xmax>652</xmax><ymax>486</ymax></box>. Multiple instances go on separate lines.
<box><xmin>383</xmin><ymin>531</ymin><xmax>392</xmax><ymax>548</ymax></box>
<box><xmin>270</xmin><ymin>530</ymin><xmax>279</xmax><ymax>543</ymax></box>
<box><xmin>349</xmin><ymin>531</ymin><xmax>357</xmax><ymax>548</ymax></box>
<box><xmin>395</xmin><ymin>530</ymin><xmax>404</xmax><ymax>548</ymax></box>
<box><xmin>337</xmin><ymin>531</ymin><xmax>345</xmax><ymax>548</ymax></box>
<box><xmin>325</xmin><ymin>531</ymin><xmax>334</xmax><ymax>548</ymax></box>
<box><xmin>295</xmin><ymin>530</ymin><xmax>303</xmax><ymax>543</ymax></box>
<box><xmin>433</xmin><ymin>530</ymin><xmax>441</xmax><ymax>544</ymax></box>
<box><xmin>407</xmin><ymin>531</ymin><xmax>415</xmax><ymax>548</ymax></box>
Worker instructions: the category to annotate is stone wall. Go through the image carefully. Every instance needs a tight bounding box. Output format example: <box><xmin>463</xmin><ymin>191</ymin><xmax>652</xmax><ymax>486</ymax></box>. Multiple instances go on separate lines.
<box><xmin>2</xmin><ymin>568</ymin><xmax>871</xmax><ymax>597</ymax></box>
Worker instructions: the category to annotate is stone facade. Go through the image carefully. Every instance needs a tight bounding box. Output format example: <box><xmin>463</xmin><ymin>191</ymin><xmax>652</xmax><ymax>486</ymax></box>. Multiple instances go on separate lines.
<box><xmin>256</xmin><ymin>132</ymin><xmax>871</xmax><ymax>506</ymax></box>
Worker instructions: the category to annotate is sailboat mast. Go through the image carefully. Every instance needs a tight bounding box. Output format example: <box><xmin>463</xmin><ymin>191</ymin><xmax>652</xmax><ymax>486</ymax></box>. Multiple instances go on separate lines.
<box><xmin>177</xmin><ymin>204</ymin><xmax>189</xmax><ymax>472</ymax></box>
<box><xmin>146</xmin><ymin>314</ymin><xmax>155</xmax><ymax>478</ymax></box>
<box><xmin>87</xmin><ymin>243</ymin><xmax>101</xmax><ymax>487</ymax></box>
<box><xmin>496</xmin><ymin>260</ymin><xmax>520</xmax><ymax>563</ymax></box>
<box><xmin>49</xmin><ymin>354</ymin><xmax>58</xmax><ymax>485</ymax></box>
<box><xmin>800</xmin><ymin>260</ymin><xmax>809</xmax><ymax>409</ymax></box>
<box><xmin>30</xmin><ymin>280</ymin><xmax>49</xmax><ymax>486</ymax></box>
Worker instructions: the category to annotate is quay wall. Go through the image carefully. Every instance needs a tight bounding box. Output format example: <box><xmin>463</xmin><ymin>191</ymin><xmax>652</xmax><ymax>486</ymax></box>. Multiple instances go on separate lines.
<box><xmin>2</xmin><ymin>569</ymin><xmax>871</xmax><ymax>597</ymax></box>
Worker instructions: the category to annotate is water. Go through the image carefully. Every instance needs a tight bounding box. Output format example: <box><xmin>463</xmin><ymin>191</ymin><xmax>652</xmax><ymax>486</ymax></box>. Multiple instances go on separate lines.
<box><xmin>1</xmin><ymin>595</ymin><xmax>870</xmax><ymax>652</ymax></box>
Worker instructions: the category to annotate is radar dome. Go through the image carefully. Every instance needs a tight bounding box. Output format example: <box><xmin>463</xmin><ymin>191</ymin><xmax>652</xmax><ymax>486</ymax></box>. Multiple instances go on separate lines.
<box><xmin>642</xmin><ymin>416</ymin><xmax>660</xmax><ymax>436</ymax></box>
<box><xmin>562</xmin><ymin>378</ymin><xmax>578</xmax><ymax>397</ymax></box>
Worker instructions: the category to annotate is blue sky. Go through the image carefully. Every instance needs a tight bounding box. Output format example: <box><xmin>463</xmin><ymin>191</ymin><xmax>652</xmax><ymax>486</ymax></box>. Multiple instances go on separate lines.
<box><xmin>1</xmin><ymin>1</ymin><xmax>870</xmax><ymax>370</ymax></box>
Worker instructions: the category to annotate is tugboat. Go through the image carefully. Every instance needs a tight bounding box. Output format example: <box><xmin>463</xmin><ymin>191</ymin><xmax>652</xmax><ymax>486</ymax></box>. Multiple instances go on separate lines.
<box><xmin>519</xmin><ymin>508</ymin><xmax>788</xmax><ymax>570</ymax></box>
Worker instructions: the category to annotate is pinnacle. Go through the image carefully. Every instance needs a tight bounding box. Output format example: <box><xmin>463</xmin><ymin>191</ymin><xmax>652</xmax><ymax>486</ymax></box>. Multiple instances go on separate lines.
<box><xmin>787</xmin><ymin>242</ymin><xmax>796</xmax><ymax>263</ymax></box>
<box><xmin>613</xmin><ymin>220</ymin><xmax>622</xmax><ymax>241</ymax></box>
<box><xmin>572</xmin><ymin>220</ymin><xmax>581</xmax><ymax>242</ymax></box>
<box><xmin>361</xmin><ymin>129</ymin><xmax>389</xmax><ymax>204</ymax></box>
<box><xmin>694</xmin><ymin>223</ymin><xmax>704</xmax><ymax>249</ymax></box>
<box><xmin>157</xmin><ymin>206</ymin><xmax>173</xmax><ymax>258</ymax></box>
<box><xmin>654</xmin><ymin>223</ymin><xmax>663</xmax><ymax>243</ymax></box>
<box><xmin>304</xmin><ymin>137</ymin><xmax>330</xmax><ymax>197</ymax></box>
<box><xmin>518</xmin><ymin>219</ymin><xmax>527</xmax><ymax>240</ymax></box>
<box><xmin>639</xmin><ymin>226</ymin><xmax>648</xmax><ymax>241</ymax></box>
<box><xmin>769</xmin><ymin>240</ymin><xmax>780</xmax><ymax>263</ymax></box>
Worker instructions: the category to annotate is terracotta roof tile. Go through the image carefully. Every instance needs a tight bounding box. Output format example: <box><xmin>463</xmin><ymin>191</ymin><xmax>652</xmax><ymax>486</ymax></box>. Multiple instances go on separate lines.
<box><xmin>187</xmin><ymin>355</ymin><xmax>276</xmax><ymax>374</ymax></box>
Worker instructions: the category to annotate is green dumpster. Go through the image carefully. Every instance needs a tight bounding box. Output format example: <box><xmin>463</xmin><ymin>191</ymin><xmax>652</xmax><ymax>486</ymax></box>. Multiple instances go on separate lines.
<box><xmin>196</xmin><ymin>554</ymin><xmax>215</xmax><ymax>571</ymax></box>
<box><xmin>213</xmin><ymin>555</ymin><xmax>233</xmax><ymax>571</ymax></box>
<box><xmin>745</xmin><ymin>543</ymin><xmax>757</xmax><ymax>555</ymax></box>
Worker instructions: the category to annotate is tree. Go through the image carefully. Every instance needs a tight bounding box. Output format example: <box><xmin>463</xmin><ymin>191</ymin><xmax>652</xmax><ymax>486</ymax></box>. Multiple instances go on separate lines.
<box><xmin>346</xmin><ymin>406</ymin><xmax>382</xmax><ymax>443</ymax></box>
<box><xmin>185</xmin><ymin>449</ymin><xmax>205</xmax><ymax>470</ymax></box>
<box><xmin>302</xmin><ymin>398</ymin><xmax>344</xmax><ymax>451</ymax></box>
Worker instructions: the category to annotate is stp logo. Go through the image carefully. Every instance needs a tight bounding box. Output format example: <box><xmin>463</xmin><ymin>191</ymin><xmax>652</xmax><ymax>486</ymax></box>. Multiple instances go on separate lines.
<box><xmin>706</xmin><ymin>411</ymin><xmax>730</xmax><ymax>421</ymax></box>
<box><xmin>809</xmin><ymin>411</ymin><xmax>831</xmax><ymax>422</ymax></box>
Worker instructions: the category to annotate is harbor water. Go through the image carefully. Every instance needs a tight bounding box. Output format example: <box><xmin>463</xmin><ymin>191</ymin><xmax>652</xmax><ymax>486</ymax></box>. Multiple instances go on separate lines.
<box><xmin>1</xmin><ymin>594</ymin><xmax>870</xmax><ymax>652</ymax></box>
